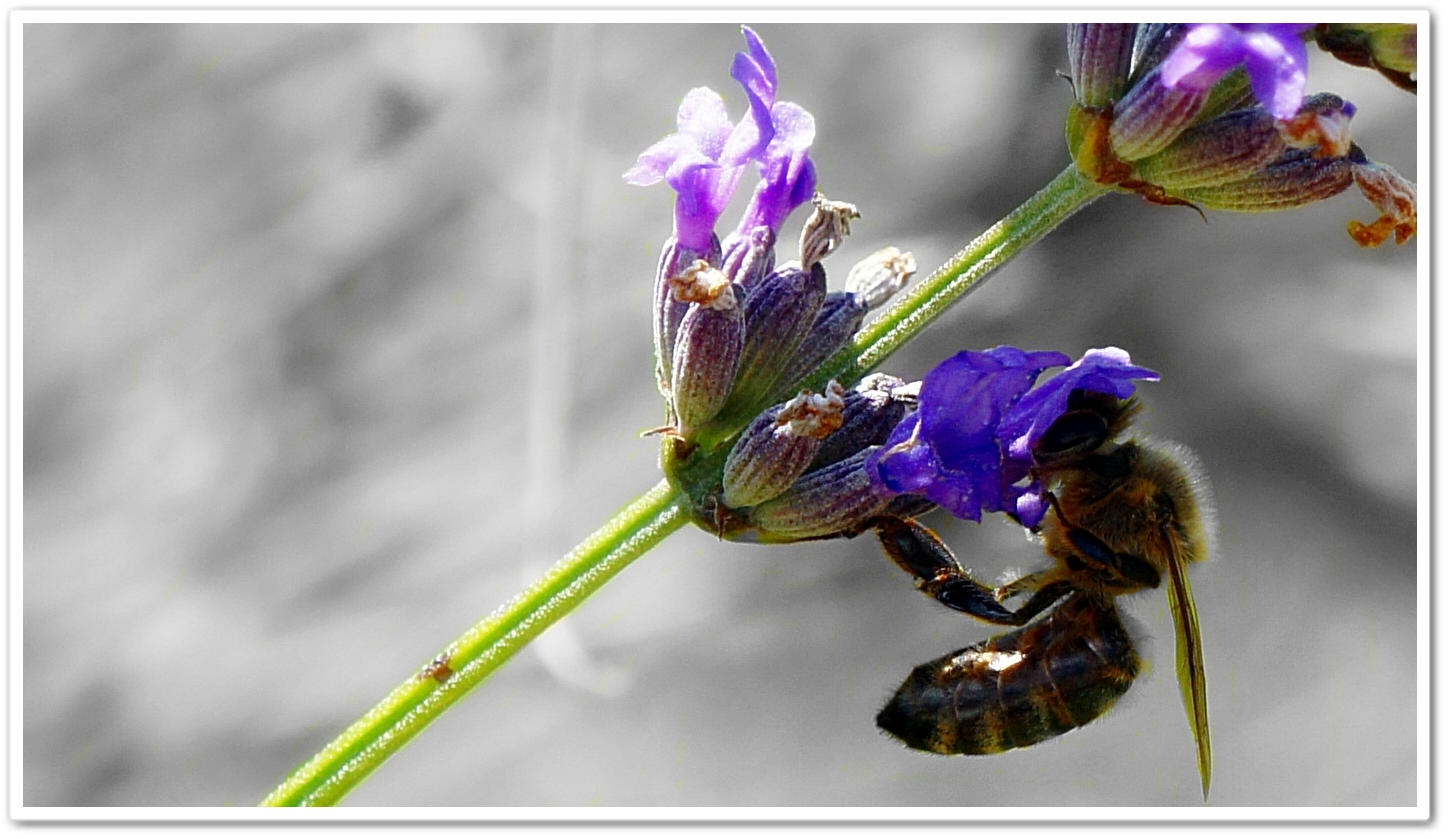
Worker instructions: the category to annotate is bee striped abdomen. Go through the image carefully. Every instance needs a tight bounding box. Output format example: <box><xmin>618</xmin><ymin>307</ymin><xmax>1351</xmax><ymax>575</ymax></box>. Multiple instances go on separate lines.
<box><xmin>876</xmin><ymin>592</ymin><xmax>1140</xmax><ymax>754</ymax></box>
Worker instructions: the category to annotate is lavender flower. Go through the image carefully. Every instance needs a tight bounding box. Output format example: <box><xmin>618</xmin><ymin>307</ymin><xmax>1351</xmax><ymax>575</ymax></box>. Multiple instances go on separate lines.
<box><xmin>866</xmin><ymin>347</ymin><xmax>1067</xmax><ymax>523</ymax></box>
<box><xmin>719</xmin><ymin>33</ymin><xmax>819</xmax><ymax>279</ymax></box>
<box><xmin>623</xmin><ymin>28</ymin><xmax>778</xmax><ymax>253</ymax></box>
<box><xmin>1159</xmin><ymin>24</ymin><xmax>1313</xmax><ymax>120</ymax></box>
<box><xmin>866</xmin><ymin>347</ymin><xmax>1158</xmax><ymax>527</ymax></box>
<box><xmin>727</xmin><ymin>105</ymin><xmax>817</xmax><ymax>247</ymax></box>
<box><xmin>631</xmin><ymin>26</ymin><xmax>841</xmax><ymax>442</ymax></box>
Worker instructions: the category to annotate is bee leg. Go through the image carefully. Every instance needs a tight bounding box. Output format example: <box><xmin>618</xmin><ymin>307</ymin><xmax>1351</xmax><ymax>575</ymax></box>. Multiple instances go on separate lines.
<box><xmin>1002</xmin><ymin>578</ymin><xmax>1077</xmax><ymax>625</ymax></box>
<box><xmin>1062</xmin><ymin>526</ymin><xmax>1162</xmax><ymax>588</ymax></box>
<box><xmin>995</xmin><ymin>570</ymin><xmax>1051</xmax><ymax>602</ymax></box>
<box><xmin>874</xmin><ymin>517</ymin><xmax>1068</xmax><ymax>626</ymax></box>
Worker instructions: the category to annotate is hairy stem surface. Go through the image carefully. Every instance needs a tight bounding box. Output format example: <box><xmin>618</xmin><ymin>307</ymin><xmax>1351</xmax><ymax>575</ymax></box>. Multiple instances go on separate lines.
<box><xmin>261</xmin><ymin>481</ymin><xmax>687</xmax><ymax>806</ymax></box>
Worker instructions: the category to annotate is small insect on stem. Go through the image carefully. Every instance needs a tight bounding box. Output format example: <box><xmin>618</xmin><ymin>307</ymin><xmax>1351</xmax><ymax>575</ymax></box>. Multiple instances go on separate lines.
<box><xmin>420</xmin><ymin>652</ymin><xmax>455</xmax><ymax>684</ymax></box>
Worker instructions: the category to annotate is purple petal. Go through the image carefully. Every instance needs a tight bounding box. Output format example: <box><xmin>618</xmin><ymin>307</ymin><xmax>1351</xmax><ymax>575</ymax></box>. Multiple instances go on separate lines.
<box><xmin>623</xmin><ymin>88</ymin><xmax>730</xmax><ymax>186</ymax></box>
<box><xmin>1242</xmin><ymin>29</ymin><xmax>1309</xmax><ymax>120</ymax></box>
<box><xmin>739</xmin><ymin>26</ymin><xmax>777</xmax><ymax>98</ymax></box>
<box><xmin>721</xmin><ymin>28</ymin><xmax>779</xmax><ymax>167</ymax></box>
<box><xmin>998</xmin><ymin>347</ymin><xmax>1159</xmax><ymax>461</ymax></box>
<box><xmin>1159</xmin><ymin>23</ymin><xmax>1241</xmax><ymax>90</ymax></box>
<box><xmin>869</xmin><ymin>415</ymin><xmax>937</xmax><ymax>495</ymax></box>
<box><xmin>676</xmin><ymin>87</ymin><xmax>735</xmax><ymax>157</ymax></box>
<box><xmin>867</xmin><ymin>346</ymin><xmax>1160</xmax><ymax>526</ymax></box>
<box><xmin>1159</xmin><ymin>23</ymin><xmax>1314</xmax><ymax>120</ymax></box>
<box><xmin>623</xmin><ymin>133</ymin><xmax>694</xmax><ymax>186</ymax></box>
<box><xmin>734</xmin><ymin>102</ymin><xmax>818</xmax><ymax>236</ymax></box>
<box><xmin>866</xmin><ymin>347</ymin><xmax>1069</xmax><ymax>521</ymax></box>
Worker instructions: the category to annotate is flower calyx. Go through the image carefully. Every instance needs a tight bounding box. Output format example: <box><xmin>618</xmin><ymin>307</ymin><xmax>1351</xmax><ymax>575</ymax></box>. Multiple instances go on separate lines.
<box><xmin>1063</xmin><ymin>23</ymin><xmax>1416</xmax><ymax>246</ymax></box>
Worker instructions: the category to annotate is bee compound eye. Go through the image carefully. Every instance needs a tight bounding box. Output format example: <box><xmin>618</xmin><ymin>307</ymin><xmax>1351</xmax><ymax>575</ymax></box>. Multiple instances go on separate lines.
<box><xmin>1033</xmin><ymin>410</ymin><xmax>1110</xmax><ymax>466</ymax></box>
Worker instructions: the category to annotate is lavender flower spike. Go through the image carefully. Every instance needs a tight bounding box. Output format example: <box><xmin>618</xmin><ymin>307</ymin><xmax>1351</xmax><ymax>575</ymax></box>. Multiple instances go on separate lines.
<box><xmin>623</xmin><ymin>29</ymin><xmax>778</xmax><ymax>252</ymax></box>
<box><xmin>1160</xmin><ymin>23</ymin><xmax>1314</xmax><ymax>121</ymax></box>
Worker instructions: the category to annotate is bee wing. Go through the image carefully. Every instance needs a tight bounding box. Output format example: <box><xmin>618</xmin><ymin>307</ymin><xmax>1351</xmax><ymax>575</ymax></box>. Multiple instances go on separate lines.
<box><xmin>1165</xmin><ymin>530</ymin><xmax>1212</xmax><ymax>800</ymax></box>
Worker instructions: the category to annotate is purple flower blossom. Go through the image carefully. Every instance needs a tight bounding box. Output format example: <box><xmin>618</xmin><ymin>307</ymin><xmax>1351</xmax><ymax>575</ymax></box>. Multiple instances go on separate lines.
<box><xmin>866</xmin><ymin>347</ymin><xmax>1159</xmax><ymax>527</ymax></box>
<box><xmin>623</xmin><ymin>27</ymin><xmax>779</xmax><ymax>252</ymax></box>
<box><xmin>721</xmin><ymin>29</ymin><xmax>818</xmax><ymax>265</ymax></box>
<box><xmin>1159</xmin><ymin>23</ymin><xmax>1314</xmax><ymax>121</ymax></box>
<box><xmin>731</xmin><ymin>102</ymin><xmax>818</xmax><ymax>240</ymax></box>
<box><xmin>867</xmin><ymin>347</ymin><xmax>1068</xmax><ymax>523</ymax></box>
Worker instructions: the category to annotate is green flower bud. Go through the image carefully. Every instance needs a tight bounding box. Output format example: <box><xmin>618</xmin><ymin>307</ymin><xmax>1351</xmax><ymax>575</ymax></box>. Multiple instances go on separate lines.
<box><xmin>1132</xmin><ymin>108</ymin><xmax>1287</xmax><ymax>191</ymax></box>
<box><xmin>1109</xmin><ymin>65</ymin><xmax>1212</xmax><ymax>161</ymax></box>
<box><xmin>1348</xmin><ymin>159</ymin><xmax>1417</xmax><ymax>247</ymax></box>
<box><xmin>1172</xmin><ymin>148</ymin><xmax>1356</xmax><ymax>212</ymax></box>
<box><xmin>771</xmin><ymin>249</ymin><xmax>916</xmax><ymax>398</ymax></box>
<box><xmin>653</xmin><ymin>238</ymin><xmax>720</xmax><ymax>401</ymax></box>
<box><xmin>721</xmin><ymin>225</ymin><xmax>776</xmax><ymax>290</ymax></box>
<box><xmin>1314</xmin><ymin>23</ymin><xmax>1416</xmax><ymax>93</ymax></box>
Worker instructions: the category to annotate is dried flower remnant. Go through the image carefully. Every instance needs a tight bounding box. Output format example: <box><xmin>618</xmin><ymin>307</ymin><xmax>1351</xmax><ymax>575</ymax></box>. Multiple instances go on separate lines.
<box><xmin>799</xmin><ymin>195</ymin><xmax>860</xmax><ymax>269</ymax></box>
<box><xmin>722</xmin><ymin>380</ymin><xmax>847</xmax><ymax>509</ymax></box>
<box><xmin>845</xmin><ymin>247</ymin><xmax>916</xmax><ymax>310</ymax></box>
<box><xmin>1277</xmin><ymin>98</ymin><xmax>1357</xmax><ymax>158</ymax></box>
<box><xmin>1348</xmin><ymin>160</ymin><xmax>1418</xmax><ymax>246</ymax></box>
<box><xmin>669</xmin><ymin>260</ymin><xmax>737</xmax><ymax>309</ymax></box>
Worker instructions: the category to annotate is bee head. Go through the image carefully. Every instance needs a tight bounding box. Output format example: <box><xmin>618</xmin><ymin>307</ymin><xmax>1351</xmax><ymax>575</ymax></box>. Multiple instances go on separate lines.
<box><xmin>1031</xmin><ymin>390</ymin><xmax>1142</xmax><ymax>469</ymax></box>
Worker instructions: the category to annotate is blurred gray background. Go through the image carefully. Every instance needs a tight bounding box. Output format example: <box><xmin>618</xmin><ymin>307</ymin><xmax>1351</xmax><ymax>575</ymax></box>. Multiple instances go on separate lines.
<box><xmin>23</xmin><ymin>22</ymin><xmax>1418</xmax><ymax>808</ymax></box>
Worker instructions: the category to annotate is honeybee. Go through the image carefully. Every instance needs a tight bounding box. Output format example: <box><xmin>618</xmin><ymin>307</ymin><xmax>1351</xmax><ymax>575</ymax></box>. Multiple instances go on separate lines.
<box><xmin>871</xmin><ymin>390</ymin><xmax>1215</xmax><ymax>798</ymax></box>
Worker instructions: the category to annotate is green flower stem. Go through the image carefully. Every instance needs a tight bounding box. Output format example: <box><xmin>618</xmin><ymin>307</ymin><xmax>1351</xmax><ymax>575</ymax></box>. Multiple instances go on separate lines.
<box><xmin>814</xmin><ymin>163</ymin><xmax>1109</xmax><ymax>388</ymax></box>
<box><xmin>260</xmin><ymin>480</ymin><xmax>688</xmax><ymax>806</ymax></box>
<box><xmin>262</xmin><ymin>163</ymin><xmax>1108</xmax><ymax>806</ymax></box>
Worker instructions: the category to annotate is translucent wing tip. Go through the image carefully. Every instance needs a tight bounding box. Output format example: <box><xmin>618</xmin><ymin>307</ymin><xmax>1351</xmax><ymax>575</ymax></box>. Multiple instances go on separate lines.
<box><xmin>1165</xmin><ymin>536</ymin><xmax>1211</xmax><ymax>802</ymax></box>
